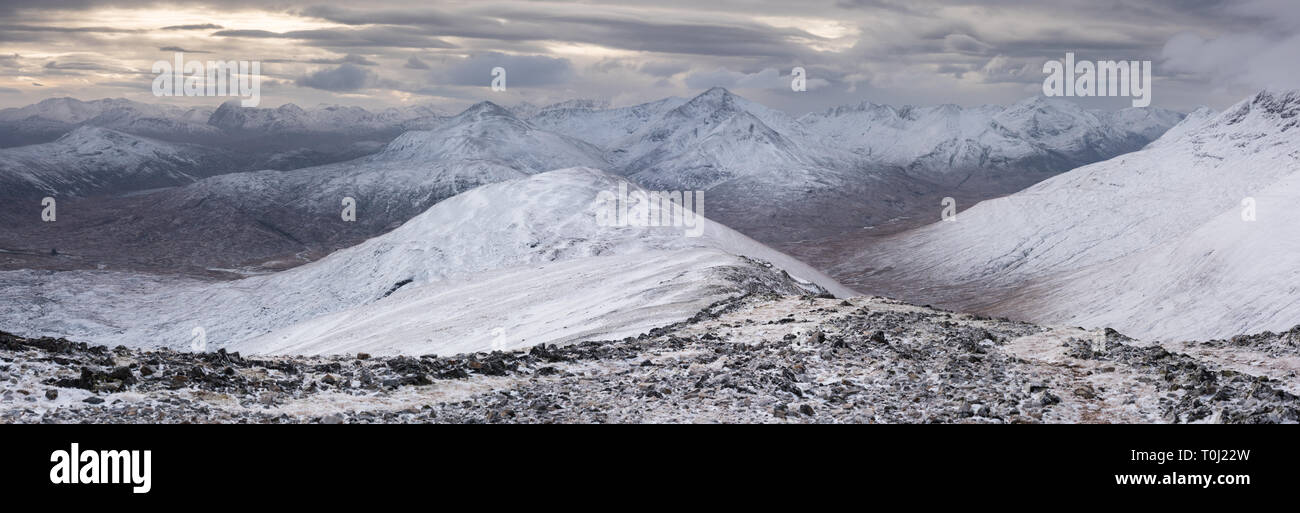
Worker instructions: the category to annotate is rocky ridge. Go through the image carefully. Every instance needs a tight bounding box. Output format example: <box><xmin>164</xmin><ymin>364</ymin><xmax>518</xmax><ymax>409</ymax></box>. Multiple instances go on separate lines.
<box><xmin>3</xmin><ymin>294</ymin><xmax>1295</xmax><ymax>424</ymax></box>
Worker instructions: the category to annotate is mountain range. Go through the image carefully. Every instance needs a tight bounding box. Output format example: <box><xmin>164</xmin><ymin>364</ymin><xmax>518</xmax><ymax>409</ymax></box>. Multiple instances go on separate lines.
<box><xmin>0</xmin><ymin>97</ymin><xmax>449</xmax><ymax>171</ymax></box>
<box><xmin>0</xmin><ymin>88</ymin><xmax>1183</xmax><ymax>276</ymax></box>
<box><xmin>10</xmin><ymin>87</ymin><xmax>1292</xmax><ymax>346</ymax></box>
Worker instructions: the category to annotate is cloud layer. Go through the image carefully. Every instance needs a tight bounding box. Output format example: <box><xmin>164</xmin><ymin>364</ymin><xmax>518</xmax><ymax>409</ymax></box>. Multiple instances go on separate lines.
<box><xmin>0</xmin><ymin>0</ymin><xmax>1290</xmax><ymax>113</ymax></box>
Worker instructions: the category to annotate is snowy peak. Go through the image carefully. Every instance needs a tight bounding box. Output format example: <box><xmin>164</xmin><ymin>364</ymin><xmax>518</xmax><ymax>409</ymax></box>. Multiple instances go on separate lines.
<box><xmin>674</xmin><ymin>87</ymin><xmax>741</xmax><ymax>115</ymax></box>
<box><xmin>615</xmin><ymin>89</ymin><xmax>815</xmax><ymax>190</ymax></box>
<box><xmin>631</xmin><ymin>88</ymin><xmax>792</xmax><ymax>152</ymax></box>
<box><xmin>992</xmin><ymin>95</ymin><xmax>1101</xmax><ymax>140</ymax></box>
<box><xmin>1209</xmin><ymin>89</ymin><xmax>1300</xmax><ymax>132</ymax></box>
<box><xmin>0</xmin><ymin>125</ymin><xmax>223</xmax><ymax>198</ymax></box>
<box><xmin>1143</xmin><ymin>90</ymin><xmax>1300</xmax><ymax>154</ymax></box>
<box><xmin>449</xmin><ymin>101</ymin><xmax>518</xmax><ymax>123</ymax></box>
<box><xmin>370</xmin><ymin>101</ymin><xmax>607</xmax><ymax>173</ymax></box>
<box><xmin>248</xmin><ymin>165</ymin><xmax>846</xmax><ymax>308</ymax></box>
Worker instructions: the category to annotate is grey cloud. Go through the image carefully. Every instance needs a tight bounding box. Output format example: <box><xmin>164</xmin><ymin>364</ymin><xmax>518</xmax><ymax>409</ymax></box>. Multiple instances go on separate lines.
<box><xmin>684</xmin><ymin>67</ymin><xmax>827</xmax><ymax>90</ymax></box>
<box><xmin>404</xmin><ymin>56</ymin><xmax>430</xmax><ymax>70</ymax></box>
<box><xmin>296</xmin><ymin>63</ymin><xmax>376</xmax><ymax>91</ymax></box>
<box><xmin>308</xmin><ymin>54</ymin><xmax>378</xmax><ymax>66</ymax></box>
<box><xmin>302</xmin><ymin>6</ymin><xmax>823</xmax><ymax>59</ymax></box>
<box><xmin>943</xmin><ymin>34</ymin><xmax>992</xmax><ymax>55</ymax></box>
<box><xmin>160</xmin><ymin>46</ymin><xmax>210</xmax><ymax>53</ymax></box>
<box><xmin>438</xmin><ymin>52</ymin><xmax>573</xmax><ymax>87</ymax></box>
<box><xmin>44</xmin><ymin>60</ymin><xmax>109</xmax><ymax>71</ymax></box>
<box><xmin>640</xmin><ymin>61</ymin><xmax>690</xmax><ymax>77</ymax></box>
<box><xmin>0</xmin><ymin>24</ymin><xmax>140</xmax><ymax>33</ymax></box>
<box><xmin>96</xmin><ymin>80</ymin><xmax>151</xmax><ymax>90</ymax></box>
<box><xmin>213</xmin><ymin>28</ymin><xmax>457</xmax><ymax>49</ymax></box>
<box><xmin>835</xmin><ymin>0</ymin><xmax>929</xmax><ymax>15</ymax></box>
<box><xmin>161</xmin><ymin>23</ymin><xmax>223</xmax><ymax>30</ymax></box>
<box><xmin>589</xmin><ymin>58</ymin><xmax>626</xmax><ymax>73</ymax></box>
<box><xmin>0</xmin><ymin>0</ymin><xmax>1291</xmax><ymax>112</ymax></box>
<box><xmin>1162</xmin><ymin>31</ymin><xmax>1300</xmax><ymax>91</ymax></box>
<box><xmin>978</xmin><ymin>54</ymin><xmax>1037</xmax><ymax>84</ymax></box>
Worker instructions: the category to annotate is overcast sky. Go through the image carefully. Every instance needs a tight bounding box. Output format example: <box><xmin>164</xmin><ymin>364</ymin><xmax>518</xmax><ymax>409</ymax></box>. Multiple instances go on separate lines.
<box><xmin>1</xmin><ymin>0</ymin><xmax>1296</xmax><ymax>114</ymax></box>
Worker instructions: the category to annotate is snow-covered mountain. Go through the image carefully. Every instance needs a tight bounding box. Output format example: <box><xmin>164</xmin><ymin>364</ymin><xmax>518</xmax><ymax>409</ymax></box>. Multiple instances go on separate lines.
<box><xmin>0</xmin><ymin>97</ymin><xmax>450</xmax><ymax>171</ymax></box>
<box><xmin>0</xmin><ymin>168</ymin><xmax>850</xmax><ymax>355</ymax></box>
<box><xmin>836</xmin><ymin>90</ymin><xmax>1300</xmax><ymax>341</ymax></box>
<box><xmin>0</xmin><ymin>126</ymin><xmax>232</xmax><ymax>198</ymax></box>
<box><xmin>167</xmin><ymin>100</ymin><xmax>607</xmax><ymax>233</ymax></box>
<box><xmin>797</xmin><ymin>96</ymin><xmax>1183</xmax><ymax>182</ymax></box>
<box><xmin>0</xmin><ymin>96</ymin><xmax>447</xmax><ymax>140</ymax></box>
<box><xmin>0</xmin><ymin>89</ymin><xmax>1183</xmax><ymax>275</ymax></box>
<box><xmin>206</xmin><ymin>100</ymin><xmax>444</xmax><ymax>134</ymax></box>
<box><xmin>0</xmin><ymin>101</ymin><xmax>610</xmax><ymax>272</ymax></box>
<box><xmin>0</xmin><ymin>97</ymin><xmax>217</xmax><ymax>147</ymax></box>
<box><xmin>0</xmin><ymin>97</ymin><xmax>212</xmax><ymax>127</ymax></box>
<box><xmin>611</xmin><ymin>87</ymin><xmax>841</xmax><ymax>190</ymax></box>
<box><xmin>524</xmin><ymin>88</ymin><xmax>1183</xmax><ymax>253</ymax></box>
<box><xmin>526</xmin><ymin>97</ymin><xmax>685</xmax><ymax>149</ymax></box>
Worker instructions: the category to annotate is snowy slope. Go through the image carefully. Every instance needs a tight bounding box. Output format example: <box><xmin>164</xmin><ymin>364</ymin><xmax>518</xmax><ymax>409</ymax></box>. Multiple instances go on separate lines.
<box><xmin>1006</xmin><ymin>170</ymin><xmax>1300</xmax><ymax>341</ymax></box>
<box><xmin>839</xmin><ymin>90</ymin><xmax>1300</xmax><ymax>340</ymax></box>
<box><xmin>0</xmin><ymin>168</ymin><xmax>850</xmax><ymax>355</ymax></box>
<box><xmin>0</xmin><ymin>126</ymin><xmax>230</xmax><ymax>198</ymax></box>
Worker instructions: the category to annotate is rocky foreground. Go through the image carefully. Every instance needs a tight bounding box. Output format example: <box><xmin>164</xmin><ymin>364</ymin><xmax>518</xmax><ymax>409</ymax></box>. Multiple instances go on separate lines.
<box><xmin>2</xmin><ymin>294</ymin><xmax>1298</xmax><ymax>423</ymax></box>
